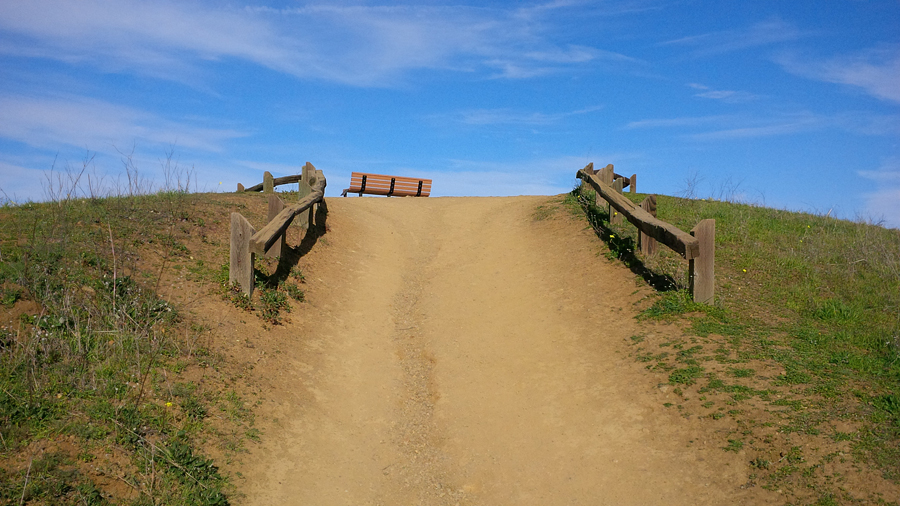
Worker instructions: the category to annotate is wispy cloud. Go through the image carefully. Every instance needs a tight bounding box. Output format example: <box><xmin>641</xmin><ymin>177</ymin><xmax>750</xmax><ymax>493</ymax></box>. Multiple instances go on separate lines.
<box><xmin>449</xmin><ymin>105</ymin><xmax>604</xmax><ymax>126</ymax></box>
<box><xmin>858</xmin><ymin>157</ymin><xmax>900</xmax><ymax>228</ymax></box>
<box><xmin>0</xmin><ymin>94</ymin><xmax>247</xmax><ymax>152</ymax></box>
<box><xmin>625</xmin><ymin>110</ymin><xmax>899</xmax><ymax>140</ymax></box>
<box><xmin>858</xmin><ymin>157</ymin><xmax>900</xmax><ymax>183</ymax></box>
<box><xmin>624</xmin><ymin>115</ymin><xmax>731</xmax><ymax>129</ymax></box>
<box><xmin>687</xmin><ymin>83</ymin><xmax>761</xmax><ymax>103</ymax></box>
<box><xmin>686</xmin><ymin>113</ymin><xmax>824</xmax><ymax>140</ymax></box>
<box><xmin>0</xmin><ymin>1</ymin><xmax>639</xmax><ymax>87</ymax></box>
<box><xmin>0</xmin><ymin>161</ymin><xmax>46</xmax><ymax>203</ymax></box>
<box><xmin>775</xmin><ymin>45</ymin><xmax>900</xmax><ymax>103</ymax></box>
<box><xmin>662</xmin><ymin>19</ymin><xmax>808</xmax><ymax>58</ymax></box>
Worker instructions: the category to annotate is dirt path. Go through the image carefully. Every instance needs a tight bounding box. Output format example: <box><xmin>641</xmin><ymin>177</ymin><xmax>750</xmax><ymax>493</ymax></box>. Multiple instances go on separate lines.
<box><xmin>239</xmin><ymin>196</ymin><xmax>778</xmax><ymax>505</ymax></box>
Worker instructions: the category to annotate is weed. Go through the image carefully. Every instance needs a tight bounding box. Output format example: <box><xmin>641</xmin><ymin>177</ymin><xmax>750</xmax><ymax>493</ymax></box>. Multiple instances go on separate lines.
<box><xmin>724</xmin><ymin>439</ymin><xmax>744</xmax><ymax>452</ymax></box>
<box><xmin>0</xmin><ymin>286</ymin><xmax>21</xmax><ymax>307</ymax></box>
<box><xmin>258</xmin><ymin>287</ymin><xmax>290</xmax><ymax>325</ymax></box>
<box><xmin>282</xmin><ymin>283</ymin><xmax>305</xmax><ymax>302</ymax></box>
<box><xmin>669</xmin><ymin>366</ymin><xmax>704</xmax><ymax>385</ymax></box>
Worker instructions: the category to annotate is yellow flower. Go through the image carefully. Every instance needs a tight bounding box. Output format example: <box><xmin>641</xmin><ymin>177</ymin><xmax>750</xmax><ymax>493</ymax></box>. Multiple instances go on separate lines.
<box><xmin>742</xmin><ymin>269</ymin><xmax>747</xmax><ymax>272</ymax></box>
<box><xmin>166</xmin><ymin>402</ymin><xmax>173</xmax><ymax>407</ymax></box>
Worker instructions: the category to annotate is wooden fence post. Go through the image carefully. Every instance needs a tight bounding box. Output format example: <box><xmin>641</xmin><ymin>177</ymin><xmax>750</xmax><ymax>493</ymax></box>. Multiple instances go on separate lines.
<box><xmin>629</xmin><ymin>174</ymin><xmax>636</xmax><ymax>194</ymax></box>
<box><xmin>611</xmin><ymin>178</ymin><xmax>624</xmax><ymax>225</ymax></box>
<box><xmin>263</xmin><ymin>172</ymin><xmax>274</xmax><ymax>194</ymax></box>
<box><xmin>689</xmin><ymin>219</ymin><xmax>715</xmax><ymax>304</ymax></box>
<box><xmin>297</xmin><ymin>163</ymin><xmax>314</xmax><ymax>231</ymax></box>
<box><xmin>237</xmin><ymin>183</ymin><xmax>244</xmax><ymax>192</ymax></box>
<box><xmin>596</xmin><ymin>164</ymin><xmax>614</xmax><ymax>212</ymax></box>
<box><xmin>230</xmin><ymin>213</ymin><xmax>256</xmax><ymax>297</ymax></box>
<box><xmin>266</xmin><ymin>195</ymin><xmax>286</xmax><ymax>258</ymax></box>
<box><xmin>639</xmin><ymin>195</ymin><xmax>658</xmax><ymax>256</ymax></box>
<box><xmin>598</xmin><ymin>164</ymin><xmax>614</xmax><ymax>185</ymax></box>
<box><xmin>580</xmin><ymin>163</ymin><xmax>594</xmax><ymax>193</ymax></box>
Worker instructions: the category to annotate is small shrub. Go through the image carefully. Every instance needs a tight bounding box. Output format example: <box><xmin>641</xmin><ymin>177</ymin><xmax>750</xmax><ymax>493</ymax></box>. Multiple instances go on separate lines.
<box><xmin>258</xmin><ymin>288</ymin><xmax>290</xmax><ymax>325</ymax></box>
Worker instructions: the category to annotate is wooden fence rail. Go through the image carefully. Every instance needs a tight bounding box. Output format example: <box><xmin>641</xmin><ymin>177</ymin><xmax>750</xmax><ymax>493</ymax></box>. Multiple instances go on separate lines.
<box><xmin>237</xmin><ymin>174</ymin><xmax>303</xmax><ymax>193</ymax></box>
<box><xmin>230</xmin><ymin>163</ymin><xmax>327</xmax><ymax>297</ymax></box>
<box><xmin>577</xmin><ymin>163</ymin><xmax>715</xmax><ymax>303</ymax></box>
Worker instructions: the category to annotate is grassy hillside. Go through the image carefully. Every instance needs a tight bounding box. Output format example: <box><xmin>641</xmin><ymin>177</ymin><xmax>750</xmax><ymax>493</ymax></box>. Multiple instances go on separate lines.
<box><xmin>0</xmin><ymin>183</ymin><xmax>309</xmax><ymax>505</ymax></box>
<box><xmin>1</xmin><ymin>178</ymin><xmax>897</xmax><ymax>505</ymax></box>
<box><xmin>568</xmin><ymin>184</ymin><xmax>900</xmax><ymax>504</ymax></box>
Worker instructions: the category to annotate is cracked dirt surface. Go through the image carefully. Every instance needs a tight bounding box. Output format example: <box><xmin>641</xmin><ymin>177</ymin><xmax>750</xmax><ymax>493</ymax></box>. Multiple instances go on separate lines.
<box><xmin>238</xmin><ymin>195</ymin><xmax>780</xmax><ymax>505</ymax></box>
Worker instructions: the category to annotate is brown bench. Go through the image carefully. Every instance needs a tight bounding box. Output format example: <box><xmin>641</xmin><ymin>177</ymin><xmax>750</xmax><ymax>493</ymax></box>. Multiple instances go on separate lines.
<box><xmin>341</xmin><ymin>172</ymin><xmax>432</xmax><ymax>197</ymax></box>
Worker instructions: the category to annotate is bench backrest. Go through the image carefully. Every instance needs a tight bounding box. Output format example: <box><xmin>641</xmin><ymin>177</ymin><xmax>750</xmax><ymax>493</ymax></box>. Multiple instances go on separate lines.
<box><xmin>348</xmin><ymin>172</ymin><xmax>432</xmax><ymax>197</ymax></box>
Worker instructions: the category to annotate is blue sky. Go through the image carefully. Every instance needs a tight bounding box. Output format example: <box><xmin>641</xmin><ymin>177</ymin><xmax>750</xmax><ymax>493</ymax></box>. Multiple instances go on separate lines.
<box><xmin>0</xmin><ymin>1</ymin><xmax>898</xmax><ymax>226</ymax></box>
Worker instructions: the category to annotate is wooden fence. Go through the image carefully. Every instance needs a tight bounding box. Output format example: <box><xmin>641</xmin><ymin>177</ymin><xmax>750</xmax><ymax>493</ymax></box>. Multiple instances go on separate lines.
<box><xmin>230</xmin><ymin>162</ymin><xmax>327</xmax><ymax>297</ymax></box>
<box><xmin>577</xmin><ymin>163</ymin><xmax>715</xmax><ymax>304</ymax></box>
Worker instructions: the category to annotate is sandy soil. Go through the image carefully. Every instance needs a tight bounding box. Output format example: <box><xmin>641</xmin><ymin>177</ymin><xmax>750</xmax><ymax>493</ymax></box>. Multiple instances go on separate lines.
<box><xmin>237</xmin><ymin>195</ymin><xmax>781</xmax><ymax>505</ymax></box>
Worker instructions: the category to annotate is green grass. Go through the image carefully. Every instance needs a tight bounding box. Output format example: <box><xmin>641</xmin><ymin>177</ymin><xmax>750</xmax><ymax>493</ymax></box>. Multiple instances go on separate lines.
<box><xmin>216</xmin><ymin>261</ymin><xmax>305</xmax><ymax>325</ymax></box>
<box><xmin>571</xmin><ymin>183</ymin><xmax>900</xmax><ymax>502</ymax></box>
<box><xmin>0</xmin><ymin>181</ymin><xmax>239</xmax><ymax>503</ymax></box>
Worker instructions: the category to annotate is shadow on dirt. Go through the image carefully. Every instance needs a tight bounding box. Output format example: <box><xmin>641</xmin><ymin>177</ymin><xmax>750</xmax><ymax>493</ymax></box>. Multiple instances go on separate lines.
<box><xmin>258</xmin><ymin>200</ymin><xmax>328</xmax><ymax>288</ymax></box>
<box><xmin>572</xmin><ymin>188</ymin><xmax>679</xmax><ymax>292</ymax></box>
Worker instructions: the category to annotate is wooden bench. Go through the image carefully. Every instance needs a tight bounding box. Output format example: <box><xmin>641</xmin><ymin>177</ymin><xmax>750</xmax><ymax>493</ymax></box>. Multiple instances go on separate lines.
<box><xmin>341</xmin><ymin>172</ymin><xmax>432</xmax><ymax>197</ymax></box>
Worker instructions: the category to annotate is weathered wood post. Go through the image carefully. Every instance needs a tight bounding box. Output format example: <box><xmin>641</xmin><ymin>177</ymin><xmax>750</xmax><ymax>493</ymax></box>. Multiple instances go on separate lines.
<box><xmin>629</xmin><ymin>174</ymin><xmax>636</xmax><ymax>194</ymax></box>
<box><xmin>689</xmin><ymin>219</ymin><xmax>715</xmax><ymax>304</ymax></box>
<box><xmin>611</xmin><ymin>178</ymin><xmax>624</xmax><ymax>225</ymax></box>
<box><xmin>263</xmin><ymin>171</ymin><xmax>274</xmax><ymax>194</ymax></box>
<box><xmin>597</xmin><ymin>164</ymin><xmax>614</xmax><ymax>214</ymax></box>
<box><xmin>580</xmin><ymin>163</ymin><xmax>594</xmax><ymax>193</ymax></box>
<box><xmin>230</xmin><ymin>213</ymin><xmax>256</xmax><ymax>297</ymax></box>
<box><xmin>297</xmin><ymin>163</ymin><xmax>315</xmax><ymax>231</ymax></box>
<box><xmin>266</xmin><ymin>195</ymin><xmax>286</xmax><ymax>258</ymax></box>
<box><xmin>639</xmin><ymin>195</ymin><xmax>658</xmax><ymax>256</ymax></box>
<box><xmin>237</xmin><ymin>183</ymin><xmax>244</xmax><ymax>192</ymax></box>
<box><xmin>598</xmin><ymin>164</ymin><xmax>614</xmax><ymax>185</ymax></box>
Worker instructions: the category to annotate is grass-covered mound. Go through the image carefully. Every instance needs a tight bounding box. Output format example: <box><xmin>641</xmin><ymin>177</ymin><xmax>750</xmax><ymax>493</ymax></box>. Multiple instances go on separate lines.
<box><xmin>569</xmin><ymin>184</ymin><xmax>900</xmax><ymax>504</ymax></box>
<box><xmin>0</xmin><ymin>184</ymin><xmax>291</xmax><ymax>505</ymax></box>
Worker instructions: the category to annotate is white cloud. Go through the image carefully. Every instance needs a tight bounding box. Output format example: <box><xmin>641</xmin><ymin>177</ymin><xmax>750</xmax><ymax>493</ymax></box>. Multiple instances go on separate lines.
<box><xmin>857</xmin><ymin>158</ymin><xmax>900</xmax><ymax>229</ymax></box>
<box><xmin>0</xmin><ymin>94</ymin><xmax>246</xmax><ymax>153</ymax></box>
<box><xmin>861</xmin><ymin>187</ymin><xmax>900</xmax><ymax>229</ymax></box>
<box><xmin>0</xmin><ymin>161</ymin><xmax>48</xmax><ymax>203</ymax></box>
<box><xmin>624</xmin><ymin>115</ymin><xmax>731</xmax><ymax>129</ymax></box>
<box><xmin>448</xmin><ymin>105</ymin><xmax>603</xmax><ymax>126</ymax></box>
<box><xmin>691</xmin><ymin>85</ymin><xmax>761</xmax><ymax>103</ymax></box>
<box><xmin>775</xmin><ymin>45</ymin><xmax>900</xmax><ymax>104</ymax></box>
<box><xmin>662</xmin><ymin>19</ymin><xmax>808</xmax><ymax>57</ymax></box>
<box><xmin>0</xmin><ymin>1</ymin><xmax>638</xmax><ymax>87</ymax></box>
<box><xmin>625</xmin><ymin>111</ymin><xmax>898</xmax><ymax>140</ymax></box>
<box><xmin>858</xmin><ymin>157</ymin><xmax>900</xmax><ymax>183</ymax></box>
<box><xmin>686</xmin><ymin>114</ymin><xmax>824</xmax><ymax>140</ymax></box>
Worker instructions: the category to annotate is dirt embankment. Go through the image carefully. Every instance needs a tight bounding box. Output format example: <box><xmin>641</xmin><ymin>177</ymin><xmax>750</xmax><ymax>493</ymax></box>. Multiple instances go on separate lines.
<box><xmin>232</xmin><ymin>196</ymin><xmax>780</xmax><ymax>505</ymax></box>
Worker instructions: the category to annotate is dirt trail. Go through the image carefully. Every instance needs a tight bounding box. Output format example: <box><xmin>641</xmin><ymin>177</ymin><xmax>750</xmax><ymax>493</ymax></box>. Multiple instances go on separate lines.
<box><xmin>240</xmin><ymin>196</ymin><xmax>778</xmax><ymax>505</ymax></box>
